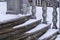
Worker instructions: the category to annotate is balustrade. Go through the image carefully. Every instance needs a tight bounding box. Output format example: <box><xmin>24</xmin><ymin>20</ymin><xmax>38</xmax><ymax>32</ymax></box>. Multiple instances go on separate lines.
<box><xmin>1</xmin><ymin>0</ymin><xmax>59</xmax><ymax>29</ymax></box>
<box><xmin>0</xmin><ymin>0</ymin><xmax>60</xmax><ymax>39</ymax></box>
<box><xmin>0</xmin><ymin>0</ymin><xmax>60</xmax><ymax>30</ymax></box>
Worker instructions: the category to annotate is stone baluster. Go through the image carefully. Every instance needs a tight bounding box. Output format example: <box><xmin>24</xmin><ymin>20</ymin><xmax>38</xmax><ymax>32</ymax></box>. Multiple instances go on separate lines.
<box><xmin>31</xmin><ymin>0</ymin><xmax>36</xmax><ymax>19</ymax></box>
<box><xmin>42</xmin><ymin>1</ymin><xmax>47</xmax><ymax>24</ymax></box>
<box><xmin>52</xmin><ymin>2</ymin><xmax>58</xmax><ymax>29</ymax></box>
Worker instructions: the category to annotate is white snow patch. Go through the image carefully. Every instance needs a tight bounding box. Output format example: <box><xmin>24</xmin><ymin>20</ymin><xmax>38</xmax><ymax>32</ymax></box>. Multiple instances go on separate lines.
<box><xmin>13</xmin><ymin>19</ymin><xmax>41</xmax><ymax>28</ymax></box>
<box><xmin>25</xmin><ymin>24</ymin><xmax>50</xmax><ymax>33</ymax></box>
<box><xmin>0</xmin><ymin>2</ymin><xmax>7</xmax><ymax>14</ymax></box>
<box><xmin>38</xmin><ymin>29</ymin><xmax>58</xmax><ymax>40</ymax></box>
<box><xmin>0</xmin><ymin>14</ymin><xmax>31</xmax><ymax>24</ymax></box>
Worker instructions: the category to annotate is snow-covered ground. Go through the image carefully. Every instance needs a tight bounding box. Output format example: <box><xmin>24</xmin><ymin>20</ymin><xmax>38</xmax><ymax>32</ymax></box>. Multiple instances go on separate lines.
<box><xmin>0</xmin><ymin>2</ymin><xmax>59</xmax><ymax>28</ymax></box>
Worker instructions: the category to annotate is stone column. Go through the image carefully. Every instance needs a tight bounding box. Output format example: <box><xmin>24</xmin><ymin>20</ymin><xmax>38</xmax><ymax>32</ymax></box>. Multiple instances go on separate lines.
<box><xmin>52</xmin><ymin>1</ymin><xmax>58</xmax><ymax>29</ymax></box>
<box><xmin>42</xmin><ymin>1</ymin><xmax>47</xmax><ymax>24</ymax></box>
<box><xmin>31</xmin><ymin>0</ymin><xmax>36</xmax><ymax>19</ymax></box>
<box><xmin>6</xmin><ymin>0</ymin><xmax>22</xmax><ymax>14</ymax></box>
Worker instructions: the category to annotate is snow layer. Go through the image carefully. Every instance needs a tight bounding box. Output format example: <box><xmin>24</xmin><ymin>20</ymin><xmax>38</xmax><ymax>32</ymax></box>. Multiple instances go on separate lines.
<box><xmin>26</xmin><ymin>24</ymin><xmax>50</xmax><ymax>33</ymax></box>
<box><xmin>0</xmin><ymin>14</ymin><xmax>31</xmax><ymax>24</ymax></box>
<box><xmin>0</xmin><ymin>2</ymin><xmax>32</xmax><ymax>24</ymax></box>
<box><xmin>13</xmin><ymin>19</ymin><xmax>41</xmax><ymax>28</ymax></box>
<box><xmin>38</xmin><ymin>29</ymin><xmax>58</xmax><ymax>40</ymax></box>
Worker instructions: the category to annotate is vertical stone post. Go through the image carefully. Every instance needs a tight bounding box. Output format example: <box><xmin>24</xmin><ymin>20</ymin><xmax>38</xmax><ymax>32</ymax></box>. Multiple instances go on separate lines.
<box><xmin>21</xmin><ymin>0</ymin><xmax>30</xmax><ymax>14</ymax></box>
<box><xmin>52</xmin><ymin>2</ymin><xmax>58</xmax><ymax>29</ymax></box>
<box><xmin>6</xmin><ymin>0</ymin><xmax>21</xmax><ymax>14</ymax></box>
<box><xmin>42</xmin><ymin>1</ymin><xmax>47</xmax><ymax>24</ymax></box>
<box><xmin>31</xmin><ymin>0</ymin><xmax>36</xmax><ymax>19</ymax></box>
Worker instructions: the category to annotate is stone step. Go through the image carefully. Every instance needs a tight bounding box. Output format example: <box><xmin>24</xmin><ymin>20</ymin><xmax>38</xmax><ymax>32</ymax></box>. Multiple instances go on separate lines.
<box><xmin>0</xmin><ymin>19</ymin><xmax>41</xmax><ymax>40</ymax></box>
<box><xmin>38</xmin><ymin>29</ymin><xmax>58</xmax><ymax>40</ymax></box>
<box><xmin>12</xmin><ymin>23</ymin><xmax>51</xmax><ymax>40</ymax></box>
<box><xmin>0</xmin><ymin>14</ymin><xmax>31</xmax><ymax>29</ymax></box>
<box><xmin>55</xmin><ymin>35</ymin><xmax>60</xmax><ymax>40</ymax></box>
<box><xmin>49</xmin><ymin>35</ymin><xmax>57</xmax><ymax>40</ymax></box>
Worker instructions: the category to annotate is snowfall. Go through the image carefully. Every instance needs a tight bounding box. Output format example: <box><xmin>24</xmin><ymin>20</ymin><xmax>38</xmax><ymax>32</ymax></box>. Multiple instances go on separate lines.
<box><xmin>0</xmin><ymin>2</ymin><xmax>60</xmax><ymax>40</ymax></box>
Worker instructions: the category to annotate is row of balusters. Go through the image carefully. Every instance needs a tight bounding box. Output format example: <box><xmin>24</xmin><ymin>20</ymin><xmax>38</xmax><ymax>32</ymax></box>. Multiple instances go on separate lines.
<box><xmin>0</xmin><ymin>0</ymin><xmax>59</xmax><ymax>30</ymax></box>
<box><xmin>31</xmin><ymin>0</ymin><xmax>59</xmax><ymax>29</ymax></box>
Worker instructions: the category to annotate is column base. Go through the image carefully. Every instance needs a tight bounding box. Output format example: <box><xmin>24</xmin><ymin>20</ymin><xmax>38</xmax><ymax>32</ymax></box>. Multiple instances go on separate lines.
<box><xmin>6</xmin><ymin>11</ymin><xmax>20</xmax><ymax>15</ymax></box>
<box><xmin>52</xmin><ymin>26</ymin><xmax>58</xmax><ymax>29</ymax></box>
<box><xmin>30</xmin><ymin>15</ymin><xmax>36</xmax><ymax>19</ymax></box>
<box><xmin>42</xmin><ymin>21</ymin><xmax>47</xmax><ymax>24</ymax></box>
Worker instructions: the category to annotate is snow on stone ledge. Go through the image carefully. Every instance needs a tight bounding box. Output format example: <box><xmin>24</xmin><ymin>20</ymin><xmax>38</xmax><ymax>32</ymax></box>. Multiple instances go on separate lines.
<box><xmin>25</xmin><ymin>23</ymin><xmax>50</xmax><ymax>33</ymax></box>
<box><xmin>0</xmin><ymin>14</ymin><xmax>31</xmax><ymax>24</ymax></box>
<box><xmin>13</xmin><ymin>19</ymin><xmax>41</xmax><ymax>29</ymax></box>
<box><xmin>38</xmin><ymin>29</ymin><xmax>58</xmax><ymax>40</ymax></box>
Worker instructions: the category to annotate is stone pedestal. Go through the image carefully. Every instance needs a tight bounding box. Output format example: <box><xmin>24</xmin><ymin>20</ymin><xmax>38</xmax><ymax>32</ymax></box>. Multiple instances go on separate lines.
<box><xmin>21</xmin><ymin>0</ymin><xmax>30</xmax><ymax>14</ymax></box>
<box><xmin>6</xmin><ymin>0</ymin><xmax>21</xmax><ymax>14</ymax></box>
<box><xmin>6</xmin><ymin>0</ymin><xmax>30</xmax><ymax>14</ymax></box>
